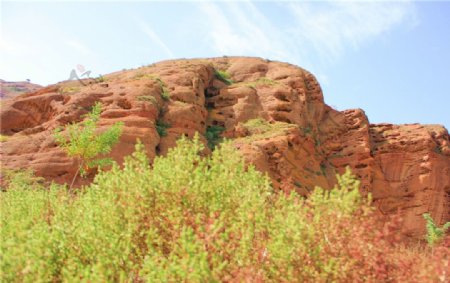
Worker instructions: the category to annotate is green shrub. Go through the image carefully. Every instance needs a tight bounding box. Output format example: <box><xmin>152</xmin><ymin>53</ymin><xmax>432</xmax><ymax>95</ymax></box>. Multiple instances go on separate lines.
<box><xmin>0</xmin><ymin>169</ymin><xmax>44</xmax><ymax>191</ymax></box>
<box><xmin>160</xmin><ymin>88</ymin><xmax>170</xmax><ymax>101</ymax></box>
<box><xmin>155</xmin><ymin>119</ymin><xmax>170</xmax><ymax>137</ymax></box>
<box><xmin>96</xmin><ymin>75</ymin><xmax>105</xmax><ymax>83</ymax></box>
<box><xmin>214</xmin><ymin>70</ymin><xmax>233</xmax><ymax>85</ymax></box>
<box><xmin>423</xmin><ymin>213</ymin><xmax>450</xmax><ymax>246</ymax></box>
<box><xmin>54</xmin><ymin>102</ymin><xmax>123</xmax><ymax>189</ymax></box>
<box><xmin>1</xmin><ymin>136</ymin><xmax>448</xmax><ymax>282</ymax></box>
<box><xmin>205</xmin><ymin>125</ymin><xmax>225</xmax><ymax>149</ymax></box>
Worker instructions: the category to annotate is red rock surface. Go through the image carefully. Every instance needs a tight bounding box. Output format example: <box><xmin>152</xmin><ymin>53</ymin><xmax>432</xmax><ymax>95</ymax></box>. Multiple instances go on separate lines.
<box><xmin>0</xmin><ymin>79</ymin><xmax>43</xmax><ymax>99</ymax></box>
<box><xmin>1</xmin><ymin>57</ymin><xmax>448</xmax><ymax>237</ymax></box>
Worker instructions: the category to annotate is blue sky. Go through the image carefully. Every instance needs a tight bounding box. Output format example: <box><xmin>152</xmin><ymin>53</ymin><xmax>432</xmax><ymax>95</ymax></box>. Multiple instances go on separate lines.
<box><xmin>1</xmin><ymin>1</ymin><xmax>449</xmax><ymax>128</ymax></box>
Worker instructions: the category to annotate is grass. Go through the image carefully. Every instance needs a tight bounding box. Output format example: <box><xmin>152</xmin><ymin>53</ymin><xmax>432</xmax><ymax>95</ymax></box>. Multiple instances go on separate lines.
<box><xmin>235</xmin><ymin>118</ymin><xmax>297</xmax><ymax>143</ymax></box>
<box><xmin>236</xmin><ymin>77</ymin><xmax>279</xmax><ymax>89</ymax></box>
<box><xmin>59</xmin><ymin>86</ymin><xmax>81</xmax><ymax>94</ymax></box>
<box><xmin>96</xmin><ymin>75</ymin><xmax>105</xmax><ymax>83</ymax></box>
<box><xmin>254</xmin><ymin>77</ymin><xmax>278</xmax><ymax>86</ymax></box>
<box><xmin>137</xmin><ymin>95</ymin><xmax>158</xmax><ymax>105</ymax></box>
<box><xmin>133</xmin><ymin>73</ymin><xmax>158</xmax><ymax>80</ymax></box>
<box><xmin>0</xmin><ymin>134</ymin><xmax>9</xmax><ymax>142</ymax></box>
<box><xmin>214</xmin><ymin>70</ymin><xmax>233</xmax><ymax>85</ymax></box>
<box><xmin>133</xmin><ymin>73</ymin><xmax>171</xmax><ymax>101</ymax></box>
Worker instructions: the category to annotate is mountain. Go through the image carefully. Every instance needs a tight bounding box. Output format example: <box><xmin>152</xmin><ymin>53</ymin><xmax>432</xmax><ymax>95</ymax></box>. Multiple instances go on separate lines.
<box><xmin>0</xmin><ymin>79</ymin><xmax>43</xmax><ymax>99</ymax></box>
<box><xmin>1</xmin><ymin>57</ymin><xmax>448</xmax><ymax>238</ymax></box>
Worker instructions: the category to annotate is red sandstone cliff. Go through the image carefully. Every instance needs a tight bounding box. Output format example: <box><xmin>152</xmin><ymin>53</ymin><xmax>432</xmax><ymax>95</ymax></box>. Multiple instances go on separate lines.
<box><xmin>0</xmin><ymin>79</ymin><xmax>43</xmax><ymax>100</ymax></box>
<box><xmin>1</xmin><ymin>57</ymin><xmax>448</xmax><ymax>237</ymax></box>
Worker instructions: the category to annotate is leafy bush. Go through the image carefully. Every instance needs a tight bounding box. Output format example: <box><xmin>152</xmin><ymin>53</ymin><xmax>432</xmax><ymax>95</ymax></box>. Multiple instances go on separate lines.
<box><xmin>1</xmin><ymin>136</ymin><xmax>448</xmax><ymax>282</ymax></box>
<box><xmin>155</xmin><ymin>119</ymin><xmax>170</xmax><ymax>137</ymax></box>
<box><xmin>205</xmin><ymin>125</ymin><xmax>225</xmax><ymax>149</ymax></box>
<box><xmin>214</xmin><ymin>70</ymin><xmax>233</xmax><ymax>85</ymax></box>
<box><xmin>154</xmin><ymin>77</ymin><xmax>170</xmax><ymax>101</ymax></box>
<box><xmin>54</xmin><ymin>102</ymin><xmax>123</xmax><ymax>189</ymax></box>
<box><xmin>1</xmin><ymin>169</ymin><xmax>44</xmax><ymax>191</ymax></box>
<box><xmin>160</xmin><ymin>88</ymin><xmax>170</xmax><ymax>101</ymax></box>
<box><xmin>423</xmin><ymin>213</ymin><xmax>450</xmax><ymax>246</ymax></box>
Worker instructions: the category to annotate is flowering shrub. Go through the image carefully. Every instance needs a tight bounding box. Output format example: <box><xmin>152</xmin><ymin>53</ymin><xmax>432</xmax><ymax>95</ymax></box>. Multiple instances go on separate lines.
<box><xmin>1</xmin><ymin>135</ymin><xmax>448</xmax><ymax>282</ymax></box>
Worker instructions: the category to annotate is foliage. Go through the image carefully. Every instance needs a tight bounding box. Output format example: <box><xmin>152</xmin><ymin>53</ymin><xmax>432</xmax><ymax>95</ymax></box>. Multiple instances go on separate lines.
<box><xmin>155</xmin><ymin>77</ymin><xmax>170</xmax><ymax>101</ymax></box>
<box><xmin>96</xmin><ymin>75</ymin><xmax>105</xmax><ymax>83</ymax></box>
<box><xmin>53</xmin><ymin>102</ymin><xmax>123</xmax><ymax>188</ymax></box>
<box><xmin>236</xmin><ymin>118</ymin><xmax>297</xmax><ymax>143</ymax></box>
<box><xmin>155</xmin><ymin>119</ymin><xmax>170</xmax><ymax>137</ymax></box>
<box><xmin>244</xmin><ymin>77</ymin><xmax>279</xmax><ymax>88</ymax></box>
<box><xmin>160</xmin><ymin>88</ymin><xmax>170</xmax><ymax>101</ymax></box>
<box><xmin>1</xmin><ymin>169</ymin><xmax>44</xmax><ymax>191</ymax></box>
<box><xmin>423</xmin><ymin>213</ymin><xmax>450</xmax><ymax>246</ymax></box>
<box><xmin>214</xmin><ymin>70</ymin><xmax>233</xmax><ymax>85</ymax></box>
<box><xmin>0</xmin><ymin>134</ymin><xmax>8</xmax><ymax>142</ymax></box>
<box><xmin>1</xmin><ymin>136</ymin><xmax>448</xmax><ymax>282</ymax></box>
<box><xmin>137</xmin><ymin>95</ymin><xmax>158</xmax><ymax>105</ymax></box>
<box><xmin>133</xmin><ymin>73</ymin><xmax>158</xmax><ymax>80</ymax></box>
<box><xmin>58</xmin><ymin>86</ymin><xmax>81</xmax><ymax>94</ymax></box>
<box><xmin>205</xmin><ymin>125</ymin><xmax>225</xmax><ymax>149</ymax></box>
<box><xmin>134</xmin><ymin>73</ymin><xmax>170</xmax><ymax>100</ymax></box>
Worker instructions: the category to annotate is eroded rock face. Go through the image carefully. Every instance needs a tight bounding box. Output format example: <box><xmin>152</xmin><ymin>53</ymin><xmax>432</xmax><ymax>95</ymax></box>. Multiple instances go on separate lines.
<box><xmin>1</xmin><ymin>57</ymin><xmax>448</xmax><ymax>237</ymax></box>
<box><xmin>0</xmin><ymin>79</ymin><xmax>43</xmax><ymax>99</ymax></box>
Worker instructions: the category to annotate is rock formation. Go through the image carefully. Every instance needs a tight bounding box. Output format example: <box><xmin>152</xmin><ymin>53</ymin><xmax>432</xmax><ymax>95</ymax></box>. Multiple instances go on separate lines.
<box><xmin>0</xmin><ymin>79</ymin><xmax>42</xmax><ymax>99</ymax></box>
<box><xmin>1</xmin><ymin>57</ymin><xmax>448</xmax><ymax>238</ymax></box>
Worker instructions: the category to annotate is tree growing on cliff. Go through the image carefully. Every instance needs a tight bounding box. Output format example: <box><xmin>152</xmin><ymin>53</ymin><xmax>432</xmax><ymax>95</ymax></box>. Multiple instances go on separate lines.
<box><xmin>54</xmin><ymin>102</ymin><xmax>123</xmax><ymax>189</ymax></box>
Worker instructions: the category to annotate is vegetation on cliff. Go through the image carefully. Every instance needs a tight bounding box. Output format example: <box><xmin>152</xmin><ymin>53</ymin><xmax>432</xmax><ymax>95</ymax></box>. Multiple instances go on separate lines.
<box><xmin>53</xmin><ymin>102</ymin><xmax>123</xmax><ymax>189</ymax></box>
<box><xmin>1</xmin><ymin>135</ymin><xmax>448</xmax><ymax>282</ymax></box>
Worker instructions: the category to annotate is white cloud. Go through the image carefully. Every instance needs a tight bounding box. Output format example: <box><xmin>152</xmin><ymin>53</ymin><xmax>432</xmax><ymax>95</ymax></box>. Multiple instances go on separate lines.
<box><xmin>199</xmin><ymin>1</ymin><xmax>292</xmax><ymax>61</ymax></box>
<box><xmin>199</xmin><ymin>1</ymin><xmax>417</xmax><ymax>65</ymax></box>
<box><xmin>286</xmin><ymin>1</ymin><xmax>418</xmax><ymax>63</ymax></box>
<box><xmin>138</xmin><ymin>21</ymin><xmax>174</xmax><ymax>58</ymax></box>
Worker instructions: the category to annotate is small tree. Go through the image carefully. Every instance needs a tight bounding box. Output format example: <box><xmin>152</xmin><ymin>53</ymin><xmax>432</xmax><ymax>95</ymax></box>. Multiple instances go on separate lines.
<box><xmin>423</xmin><ymin>213</ymin><xmax>450</xmax><ymax>246</ymax></box>
<box><xmin>54</xmin><ymin>102</ymin><xmax>123</xmax><ymax>189</ymax></box>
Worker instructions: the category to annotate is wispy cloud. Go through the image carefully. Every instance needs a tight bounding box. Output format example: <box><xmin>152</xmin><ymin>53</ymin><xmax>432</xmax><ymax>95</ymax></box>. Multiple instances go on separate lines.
<box><xmin>286</xmin><ymin>1</ymin><xmax>418</xmax><ymax>63</ymax></box>
<box><xmin>199</xmin><ymin>2</ymin><xmax>292</xmax><ymax>61</ymax></box>
<box><xmin>200</xmin><ymin>1</ymin><xmax>417</xmax><ymax>65</ymax></box>
<box><xmin>138</xmin><ymin>21</ymin><xmax>174</xmax><ymax>58</ymax></box>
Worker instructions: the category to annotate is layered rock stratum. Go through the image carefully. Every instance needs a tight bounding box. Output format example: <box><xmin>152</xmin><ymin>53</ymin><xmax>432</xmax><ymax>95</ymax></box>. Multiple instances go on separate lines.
<box><xmin>1</xmin><ymin>57</ymin><xmax>449</xmax><ymax>237</ymax></box>
<box><xmin>0</xmin><ymin>79</ymin><xmax>42</xmax><ymax>99</ymax></box>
